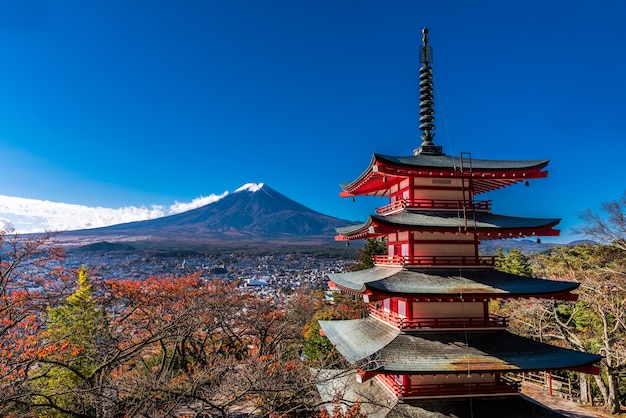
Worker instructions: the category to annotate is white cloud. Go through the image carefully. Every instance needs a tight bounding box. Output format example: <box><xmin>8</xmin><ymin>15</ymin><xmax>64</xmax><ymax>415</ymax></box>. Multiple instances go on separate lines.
<box><xmin>0</xmin><ymin>218</ymin><xmax>15</xmax><ymax>231</ymax></box>
<box><xmin>168</xmin><ymin>191</ymin><xmax>228</xmax><ymax>214</ymax></box>
<box><xmin>0</xmin><ymin>190</ymin><xmax>229</xmax><ymax>234</ymax></box>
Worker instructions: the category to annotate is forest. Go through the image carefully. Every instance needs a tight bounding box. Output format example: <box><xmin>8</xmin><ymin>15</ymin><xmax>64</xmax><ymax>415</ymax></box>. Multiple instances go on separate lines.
<box><xmin>1</xmin><ymin>192</ymin><xmax>626</xmax><ymax>417</ymax></box>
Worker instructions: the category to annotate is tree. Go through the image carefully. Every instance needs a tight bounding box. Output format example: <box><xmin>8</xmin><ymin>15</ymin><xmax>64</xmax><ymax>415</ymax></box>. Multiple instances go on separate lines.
<box><xmin>577</xmin><ymin>191</ymin><xmax>626</xmax><ymax>251</ymax></box>
<box><xmin>0</xmin><ymin>230</ymin><xmax>65</xmax><ymax>416</ymax></box>
<box><xmin>0</xmin><ymin>234</ymin><xmax>371</xmax><ymax>417</ymax></box>
<box><xmin>0</xmin><ymin>230</ymin><xmax>65</xmax><ymax>346</ymax></box>
<box><xmin>302</xmin><ymin>291</ymin><xmax>367</xmax><ymax>366</ymax></box>
<box><xmin>353</xmin><ymin>239</ymin><xmax>386</xmax><ymax>271</ymax></box>
<box><xmin>532</xmin><ymin>244</ymin><xmax>626</xmax><ymax>413</ymax></box>
<box><xmin>29</xmin><ymin>266</ymin><xmax>106</xmax><ymax>417</ymax></box>
<box><xmin>318</xmin><ymin>398</ymin><xmax>367</xmax><ymax>418</ymax></box>
<box><xmin>303</xmin><ymin>309</ymin><xmax>342</xmax><ymax>365</ymax></box>
<box><xmin>495</xmin><ymin>247</ymin><xmax>532</xmax><ymax>276</ymax></box>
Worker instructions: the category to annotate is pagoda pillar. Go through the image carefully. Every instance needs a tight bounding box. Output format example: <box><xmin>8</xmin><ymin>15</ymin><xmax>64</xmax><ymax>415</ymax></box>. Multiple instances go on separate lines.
<box><xmin>401</xmin><ymin>374</ymin><xmax>410</xmax><ymax>395</ymax></box>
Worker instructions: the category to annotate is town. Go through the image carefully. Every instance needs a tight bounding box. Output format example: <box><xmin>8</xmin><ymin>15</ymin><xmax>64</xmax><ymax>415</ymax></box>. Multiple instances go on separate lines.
<box><xmin>59</xmin><ymin>246</ymin><xmax>356</xmax><ymax>299</ymax></box>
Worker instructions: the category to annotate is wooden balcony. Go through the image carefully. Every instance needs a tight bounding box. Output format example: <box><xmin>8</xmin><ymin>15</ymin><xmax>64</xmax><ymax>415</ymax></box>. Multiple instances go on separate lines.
<box><xmin>377</xmin><ymin>374</ymin><xmax>520</xmax><ymax>399</ymax></box>
<box><xmin>373</xmin><ymin>255</ymin><xmax>495</xmax><ymax>268</ymax></box>
<box><xmin>369</xmin><ymin>306</ymin><xmax>508</xmax><ymax>330</ymax></box>
<box><xmin>376</xmin><ymin>199</ymin><xmax>492</xmax><ymax>215</ymax></box>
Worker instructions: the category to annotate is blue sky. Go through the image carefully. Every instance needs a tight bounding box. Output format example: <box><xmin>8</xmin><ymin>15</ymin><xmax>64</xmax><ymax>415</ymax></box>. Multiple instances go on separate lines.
<box><xmin>0</xmin><ymin>0</ymin><xmax>624</xmax><ymax>242</ymax></box>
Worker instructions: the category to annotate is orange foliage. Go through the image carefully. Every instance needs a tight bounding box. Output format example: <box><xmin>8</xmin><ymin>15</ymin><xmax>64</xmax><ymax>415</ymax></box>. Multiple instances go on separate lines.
<box><xmin>318</xmin><ymin>398</ymin><xmax>367</xmax><ymax>418</ymax></box>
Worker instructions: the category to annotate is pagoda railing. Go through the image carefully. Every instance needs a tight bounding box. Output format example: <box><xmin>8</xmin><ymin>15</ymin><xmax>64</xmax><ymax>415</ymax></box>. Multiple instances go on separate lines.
<box><xmin>373</xmin><ymin>255</ymin><xmax>495</xmax><ymax>268</ymax></box>
<box><xmin>376</xmin><ymin>199</ymin><xmax>491</xmax><ymax>215</ymax></box>
<box><xmin>369</xmin><ymin>306</ymin><xmax>508</xmax><ymax>330</ymax></box>
<box><xmin>377</xmin><ymin>374</ymin><xmax>520</xmax><ymax>399</ymax></box>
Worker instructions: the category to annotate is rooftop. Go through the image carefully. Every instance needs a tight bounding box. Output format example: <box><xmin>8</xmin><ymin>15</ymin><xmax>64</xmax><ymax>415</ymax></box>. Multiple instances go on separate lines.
<box><xmin>327</xmin><ymin>267</ymin><xmax>579</xmax><ymax>299</ymax></box>
<box><xmin>320</xmin><ymin>317</ymin><xmax>601</xmax><ymax>373</ymax></box>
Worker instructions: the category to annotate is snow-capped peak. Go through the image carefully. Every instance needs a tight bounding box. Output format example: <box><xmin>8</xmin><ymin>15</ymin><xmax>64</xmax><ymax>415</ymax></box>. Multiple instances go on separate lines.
<box><xmin>234</xmin><ymin>183</ymin><xmax>264</xmax><ymax>193</ymax></box>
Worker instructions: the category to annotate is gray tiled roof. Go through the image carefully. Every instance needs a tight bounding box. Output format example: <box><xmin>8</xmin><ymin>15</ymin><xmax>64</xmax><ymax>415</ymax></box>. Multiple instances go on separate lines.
<box><xmin>320</xmin><ymin>318</ymin><xmax>601</xmax><ymax>373</ymax></box>
<box><xmin>328</xmin><ymin>267</ymin><xmax>579</xmax><ymax>297</ymax></box>
<box><xmin>320</xmin><ymin>318</ymin><xmax>401</xmax><ymax>363</ymax></box>
<box><xmin>340</xmin><ymin>153</ymin><xmax>549</xmax><ymax>191</ymax></box>
<box><xmin>336</xmin><ymin>212</ymin><xmax>560</xmax><ymax>236</ymax></box>
<box><xmin>375</xmin><ymin>154</ymin><xmax>549</xmax><ymax>170</ymax></box>
<box><xmin>316</xmin><ymin>369</ymin><xmax>568</xmax><ymax>417</ymax></box>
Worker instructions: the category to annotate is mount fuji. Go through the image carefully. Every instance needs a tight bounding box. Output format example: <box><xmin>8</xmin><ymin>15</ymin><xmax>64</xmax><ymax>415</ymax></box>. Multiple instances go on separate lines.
<box><xmin>56</xmin><ymin>183</ymin><xmax>356</xmax><ymax>248</ymax></box>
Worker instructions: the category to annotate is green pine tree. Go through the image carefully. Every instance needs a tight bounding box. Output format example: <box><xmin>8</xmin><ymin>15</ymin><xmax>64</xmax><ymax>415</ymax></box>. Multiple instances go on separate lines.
<box><xmin>356</xmin><ymin>239</ymin><xmax>387</xmax><ymax>270</ymax></box>
<box><xmin>495</xmin><ymin>248</ymin><xmax>532</xmax><ymax>276</ymax></box>
<box><xmin>33</xmin><ymin>266</ymin><xmax>105</xmax><ymax>417</ymax></box>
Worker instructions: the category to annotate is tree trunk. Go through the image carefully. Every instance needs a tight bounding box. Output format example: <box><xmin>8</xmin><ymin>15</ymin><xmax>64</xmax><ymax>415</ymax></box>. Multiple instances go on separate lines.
<box><xmin>579</xmin><ymin>373</ymin><xmax>590</xmax><ymax>405</ymax></box>
<box><xmin>606</xmin><ymin>367</ymin><xmax>621</xmax><ymax>413</ymax></box>
<box><xmin>592</xmin><ymin>373</ymin><xmax>608</xmax><ymax>408</ymax></box>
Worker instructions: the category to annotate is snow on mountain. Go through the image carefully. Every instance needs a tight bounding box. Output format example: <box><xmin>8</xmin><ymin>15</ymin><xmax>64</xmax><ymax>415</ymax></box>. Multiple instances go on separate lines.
<box><xmin>234</xmin><ymin>183</ymin><xmax>264</xmax><ymax>193</ymax></box>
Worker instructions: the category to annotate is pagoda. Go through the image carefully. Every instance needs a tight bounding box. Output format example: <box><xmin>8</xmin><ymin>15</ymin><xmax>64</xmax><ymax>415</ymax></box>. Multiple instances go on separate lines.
<box><xmin>319</xmin><ymin>28</ymin><xmax>601</xmax><ymax>411</ymax></box>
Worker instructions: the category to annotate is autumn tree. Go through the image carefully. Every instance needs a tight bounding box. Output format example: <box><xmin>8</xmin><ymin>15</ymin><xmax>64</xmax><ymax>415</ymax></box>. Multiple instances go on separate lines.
<box><xmin>530</xmin><ymin>244</ymin><xmax>626</xmax><ymax>413</ymax></box>
<box><xmin>318</xmin><ymin>398</ymin><xmax>367</xmax><ymax>418</ymax></box>
<box><xmin>577</xmin><ymin>191</ymin><xmax>626</xmax><ymax>251</ymax></box>
<box><xmin>0</xmin><ymin>231</ymin><xmax>369</xmax><ymax>417</ymax></box>
<box><xmin>101</xmin><ymin>275</ymin><xmax>339</xmax><ymax>417</ymax></box>
<box><xmin>0</xmin><ymin>229</ymin><xmax>65</xmax><ymax>345</ymax></box>
<box><xmin>495</xmin><ymin>243</ymin><xmax>626</xmax><ymax>412</ymax></box>
<box><xmin>0</xmin><ymin>229</ymin><xmax>65</xmax><ymax>416</ymax></box>
<box><xmin>302</xmin><ymin>290</ymin><xmax>367</xmax><ymax>366</ymax></box>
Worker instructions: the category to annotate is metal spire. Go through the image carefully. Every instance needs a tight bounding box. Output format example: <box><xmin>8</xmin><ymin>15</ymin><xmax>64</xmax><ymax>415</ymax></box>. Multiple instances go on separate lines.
<box><xmin>414</xmin><ymin>27</ymin><xmax>443</xmax><ymax>156</ymax></box>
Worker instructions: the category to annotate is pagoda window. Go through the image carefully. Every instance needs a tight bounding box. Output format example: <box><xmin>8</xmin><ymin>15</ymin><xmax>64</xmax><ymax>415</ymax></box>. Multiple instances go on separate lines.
<box><xmin>414</xmin><ymin>231</ymin><xmax>475</xmax><ymax>242</ymax></box>
<box><xmin>392</xmin><ymin>182</ymin><xmax>411</xmax><ymax>198</ymax></box>
<box><xmin>397</xmin><ymin>300</ymin><xmax>407</xmax><ymax>318</ymax></box>
<box><xmin>412</xmin><ymin>178</ymin><xmax>471</xmax><ymax>202</ymax></box>
<box><xmin>411</xmin><ymin>301</ymin><xmax>485</xmax><ymax>321</ymax></box>
<box><xmin>404</xmin><ymin>232</ymin><xmax>478</xmax><ymax>266</ymax></box>
<box><xmin>383</xmin><ymin>298</ymin><xmax>391</xmax><ymax>313</ymax></box>
<box><xmin>413</xmin><ymin>243</ymin><xmax>475</xmax><ymax>257</ymax></box>
<box><xmin>409</xmin><ymin>374</ymin><xmax>496</xmax><ymax>387</ymax></box>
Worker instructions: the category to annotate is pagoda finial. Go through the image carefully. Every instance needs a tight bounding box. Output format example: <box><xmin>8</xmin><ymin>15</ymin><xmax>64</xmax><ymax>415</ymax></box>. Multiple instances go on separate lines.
<box><xmin>414</xmin><ymin>27</ymin><xmax>444</xmax><ymax>156</ymax></box>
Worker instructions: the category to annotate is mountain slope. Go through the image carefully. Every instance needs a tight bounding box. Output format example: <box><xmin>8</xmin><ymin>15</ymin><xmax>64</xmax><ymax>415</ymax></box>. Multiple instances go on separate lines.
<box><xmin>58</xmin><ymin>183</ymin><xmax>355</xmax><ymax>246</ymax></box>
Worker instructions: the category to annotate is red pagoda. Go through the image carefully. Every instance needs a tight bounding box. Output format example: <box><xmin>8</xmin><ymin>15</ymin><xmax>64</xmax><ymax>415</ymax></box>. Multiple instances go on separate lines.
<box><xmin>319</xmin><ymin>28</ymin><xmax>600</xmax><ymax>415</ymax></box>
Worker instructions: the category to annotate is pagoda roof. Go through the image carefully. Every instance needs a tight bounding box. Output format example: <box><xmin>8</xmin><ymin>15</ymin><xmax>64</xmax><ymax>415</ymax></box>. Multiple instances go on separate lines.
<box><xmin>336</xmin><ymin>212</ymin><xmax>560</xmax><ymax>241</ymax></box>
<box><xmin>328</xmin><ymin>267</ymin><xmax>579</xmax><ymax>299</ymax></box>
<box><xmin>340</xmin><ymin>153</ymin><xmax>549</xmax><ymax>197</ymax></box>
<box><xmin>319</xmin><ymin>317</ymin><xmax>601</xmax><ymax>373</ymax></box>
<box><xmin>317</xmin><ymin>369</ymin><xmax>569</xmax><ymax>417</ymax></box>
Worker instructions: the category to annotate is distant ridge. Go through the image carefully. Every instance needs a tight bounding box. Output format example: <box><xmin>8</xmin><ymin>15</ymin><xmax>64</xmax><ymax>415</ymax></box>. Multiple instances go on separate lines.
<box><xmin>480</xmin><ymin>238</ymin><xmax>597</xmax><ymax>255</ymax></box>
<box><xmin>74</xmin><ymin>241</ymin><xmax>137</xmax><ymax>252</ymax></box>
<box><xmin>57</xmin><ymin>183</ymin><xmax>356</xmax><ymax>248</ymax></box>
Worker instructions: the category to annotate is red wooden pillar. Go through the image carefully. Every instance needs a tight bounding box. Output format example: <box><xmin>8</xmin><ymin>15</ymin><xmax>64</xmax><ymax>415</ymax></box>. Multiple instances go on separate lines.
<box><xmin>483</xmin><ymin>300</ymin><xmax>489</xmax><ymax>323</ymax></box>
<box><xmin>401</xmin><ymin>374</ymin><xmax>410</xmax><ymax>397</ymax></box>
<box><xmin>474</xmin><ymin>234</ymin><xmax>480</xmax><ymax>262</ymax></box>
<box><xmin>547</xmin><ymin>373</ymin><xmax>553</xmax><ymax>396</ymax></box>
<box><xmin>406</xmin><ymin>297</ymin><xmax>414</xmax><ymax>320</ymax></box>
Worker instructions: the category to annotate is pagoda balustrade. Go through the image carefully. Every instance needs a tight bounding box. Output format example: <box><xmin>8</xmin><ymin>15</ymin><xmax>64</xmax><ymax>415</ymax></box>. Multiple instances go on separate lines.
<box><xmin>376</xmin><ymin>199</ymin><xmax>491</xmax><ymax>215</ymax></box>
<box><xmin>368</xmin><ymin>306</ymin><xmax>508</xmax><ymax>330</ymax></box>
<box><xmin>373</xmin><ymin>255</ymin><xmax>495</xmax><ymax>268</ymax></box>
<box><xmin>377</xmin><ymin>374</ymin><xmax>520</xmax><ymax>399</ymax></box>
